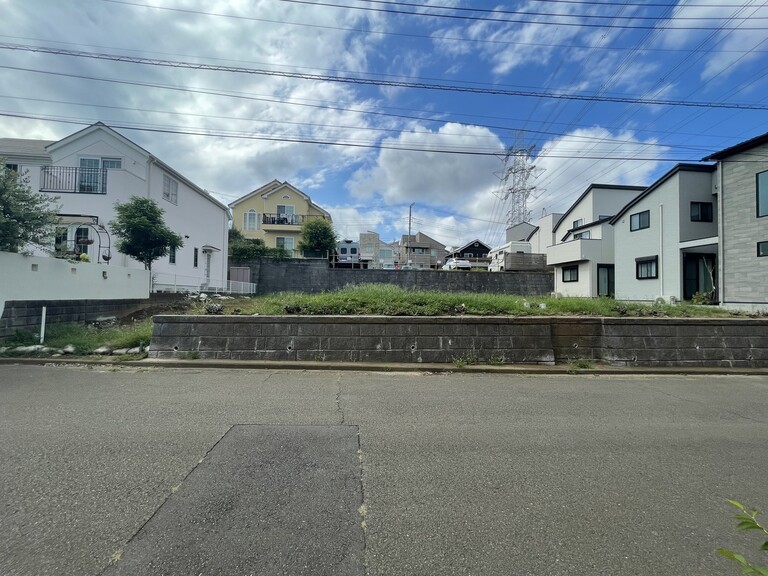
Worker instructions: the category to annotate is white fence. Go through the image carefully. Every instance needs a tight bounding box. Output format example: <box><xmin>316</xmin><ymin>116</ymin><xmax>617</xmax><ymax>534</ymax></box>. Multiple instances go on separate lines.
<box><xmin>152</xmin><ymin>272</ymin><xmax>257</xmax><ymax>295</ymax></box>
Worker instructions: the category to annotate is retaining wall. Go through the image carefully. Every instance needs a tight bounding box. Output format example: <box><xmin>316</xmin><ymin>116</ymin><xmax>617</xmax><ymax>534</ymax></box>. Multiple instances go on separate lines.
<box><xmin>0</xmin><ymin>293</ymin><xmax>183</xmax><ymax>341</ymax></box>
<box><xmin>149</xmin><ymin>315</ymin><xmax>768</xmax><ymax>367</ymax></box>
<box><xmin>233</xmin><ymin>259</ymin><xmax>554</xmax><ymax>295</ymax></box>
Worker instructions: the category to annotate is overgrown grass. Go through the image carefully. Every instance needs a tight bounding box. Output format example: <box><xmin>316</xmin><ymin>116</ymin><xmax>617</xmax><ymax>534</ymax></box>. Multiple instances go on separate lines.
<box><xmin>225</xmin><ymin>284</ymin><xmax>735</xmax><ymax>318</ymax></box>
<box><xmin>2</xmin><ymin>318</ymin><xmax>153</xmax><ymax>355</ymax></box>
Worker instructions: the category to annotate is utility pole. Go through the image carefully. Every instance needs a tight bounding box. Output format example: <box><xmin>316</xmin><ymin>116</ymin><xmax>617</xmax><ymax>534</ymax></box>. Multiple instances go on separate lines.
<box><xmin>407</xmin><ymin>202</ymin><xmax>414</xmax><ymax>265</ymax></box>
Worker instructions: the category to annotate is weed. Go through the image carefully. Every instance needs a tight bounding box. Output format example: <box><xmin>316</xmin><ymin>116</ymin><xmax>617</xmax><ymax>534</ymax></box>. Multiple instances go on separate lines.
<box><xmin>569</xmin><ymin>357</ymin><xmax>594</xmax><ymax>371</ymax></box>
<box><xmin>182</xmin><ymin>350</ymin><xmax>200</xmax><ymax>360</ymax></box>
<box><xmin>452</xmin><ymin>351</ymin><xmax>479</xmax><ymax>368</ymax></box>
<box><xmin>488</xmin><ymin>353</ymin><xmax>506</xmax><ymax>365</ymax></box>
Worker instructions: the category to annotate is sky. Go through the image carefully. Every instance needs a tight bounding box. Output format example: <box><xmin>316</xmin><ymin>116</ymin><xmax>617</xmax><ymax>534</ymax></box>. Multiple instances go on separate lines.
<box><xmin>2</xmin><ymin>0</ymin><xmax>768</xmax><ymax>250</ymax></box>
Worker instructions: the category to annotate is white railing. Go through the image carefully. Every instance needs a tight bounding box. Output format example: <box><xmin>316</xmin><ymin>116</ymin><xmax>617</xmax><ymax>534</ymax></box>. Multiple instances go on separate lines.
<box><xmin>152</xmin><ymin>272</ymin><xmax>257</xmax><ymax>294</ymax></box>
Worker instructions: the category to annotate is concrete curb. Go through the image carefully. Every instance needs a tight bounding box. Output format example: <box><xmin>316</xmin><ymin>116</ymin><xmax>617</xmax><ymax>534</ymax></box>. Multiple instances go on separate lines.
<box><xmin>2</xmin><ymin>356</ymin><xmax>768</xmax><ymax>376</ymax></box>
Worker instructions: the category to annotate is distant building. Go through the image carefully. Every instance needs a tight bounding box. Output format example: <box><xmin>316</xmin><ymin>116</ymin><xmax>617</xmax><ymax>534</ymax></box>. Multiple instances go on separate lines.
<box><xmin>446</xmin><ymin>239</ymin><xmax>492</xmax><ymax>269</ymax></box>
<box><xmin>396</xmin><ymin>232</ymin><xmax>446</xmax><ymax>269</ymax></box>
<box><xmin>359</xmin><ymin>231</ymin><xmax>397</xmax><ymax>269</ymax></box>
<box><xmin>229</xmin><ymin>180</ymin><xmax>332</xmax><ymax>257</ymax></box>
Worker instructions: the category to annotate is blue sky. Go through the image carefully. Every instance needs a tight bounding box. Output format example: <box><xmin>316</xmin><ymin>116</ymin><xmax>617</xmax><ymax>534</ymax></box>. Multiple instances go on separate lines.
<box><xmin>2</xmin><ymin>0</ymin><xmax>767</xmax><ymax>249</ymax></box>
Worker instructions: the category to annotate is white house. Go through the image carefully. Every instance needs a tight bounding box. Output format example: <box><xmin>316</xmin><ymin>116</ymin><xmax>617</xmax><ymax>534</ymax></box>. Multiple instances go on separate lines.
<box><xmin>527</xmin><ymin>212</ymin><xmax>563</xmax><ymax>255</ymax></box>
<box><xmin>611</xmin><ymin>164</ymin><xmax>717</xmax><ymax>303</ymax></box>
<box><xmin>547</xmin><ymin>184</ymin><xmax>645</xmax><ymax>297</ymax></box>
<box><xmin>1</xmin><ymin>122</ymin><xmax>229</xmax><ymax>292</ymax></box>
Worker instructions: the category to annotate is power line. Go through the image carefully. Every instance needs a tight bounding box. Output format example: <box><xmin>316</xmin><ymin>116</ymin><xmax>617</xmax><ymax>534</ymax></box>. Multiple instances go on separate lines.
<box><xmin>7</xmin><ymin>111</ymin><xmax>755</xmax><ymax>162</ymax></box>
<box><xmin>277</xmin><ymin>0</ymin><xmax>768</xmax><ymax>30</ymax></box>
<box><xmin>2</xmin><ymin>43</ymin><xmax>767</xmax><ymax>111</ymax></box>
<box><xmin>68</xmin><ymin>3</ymin><xmax>767</xmax><ymax>54</ymax></box>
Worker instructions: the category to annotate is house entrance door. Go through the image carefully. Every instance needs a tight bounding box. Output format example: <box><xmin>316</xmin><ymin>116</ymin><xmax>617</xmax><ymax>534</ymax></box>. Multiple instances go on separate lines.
<box><xmin>597</xmin><ymin>264</ymin><xmax>615</xmax><ymax>297</ymax></box>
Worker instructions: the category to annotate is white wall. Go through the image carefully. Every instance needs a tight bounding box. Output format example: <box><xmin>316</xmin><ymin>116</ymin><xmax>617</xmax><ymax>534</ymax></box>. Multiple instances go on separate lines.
<box><xmin>530</xmin><ymin>213</ymin><xmax>562</xmax><ymax>254</ymax></box>
<box><xmin>0</xmin><ymin>251</ymin><xmax>149</xmax><ymax>316</ymax></box>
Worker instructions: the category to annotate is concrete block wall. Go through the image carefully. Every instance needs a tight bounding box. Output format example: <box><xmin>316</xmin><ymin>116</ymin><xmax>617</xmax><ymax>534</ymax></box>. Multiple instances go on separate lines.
<box><xmin>149</xmin><ymin>315</ymin><xmax>768</xmax><ymax>367</ymax></box>
<box><xmin>232</xmin><ymin>260</ymin><xmax>554</xmax><ymax>296</ymax></box>
<box><xmin>600</xmin><ymin>318</ymin><xmax>768</xmax><ymax>367</ymax></box>
<box><xmin>150</xmin><ymin>316</ymin><xmax>558</xmax><ymax>364</ymax></box>
<box><xmin>0</xmin><ymin>293</ymin><xmax>183</xmax><ymax>341</ymax></box>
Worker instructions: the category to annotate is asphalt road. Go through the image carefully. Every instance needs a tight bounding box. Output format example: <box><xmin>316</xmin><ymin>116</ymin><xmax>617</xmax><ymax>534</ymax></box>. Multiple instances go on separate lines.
<box><xmin>0</xmin><ymin>365</ymin><xmax>766</xmax><ymax>576</ymax></box>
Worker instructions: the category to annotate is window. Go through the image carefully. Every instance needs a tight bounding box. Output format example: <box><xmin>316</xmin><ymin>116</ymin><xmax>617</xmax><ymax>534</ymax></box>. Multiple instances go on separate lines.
<box><xmin>193</xmin><ymin>247</ymin><xmax>198</xmax><ymax>268</ymax></box>
<box><xmin>169</xmin><ymin>246</ymin><xmax>176</xmax><ymax>264</ymax></box>
<box><xmin>340</xmin><ymin>247</ymin><xmax>348</xmax><ymax>254</ymax></box>
<box><xmin>572</xmin><ymin>218</ymin><xmax>584</xmax><ymax>229</ymax></box>
<box><xmin>630</xmin><ymin>210</ymin><xmax>650</xmax><ymax>231</ymax></box>
<box><xmin>573</xmin><ymin>230</ymin><xmax>591</xmax><ymax>240</ymax></box>
<box><xmin>351</xmin><ymin>248</ymin><xmax>358</xmax><ymax>255</ymax></box>
<box><xmin>636</xmin><ymin>256</ymin><xmax>658</xmax><ymax>279</ymax></box>
<box><xmin>243</xmin><ymin>209</ymin><xmax>259</xmax><ymax>231</ymax></box>
<box><xmin>380</xmin><ymin>249</ymin><xmax>393</xmax><ymax>258</ymax></box>
<box><xmin>413</xmin><ymin>247</ymin><xmax>425</xmax><ymax>254</ymax></box>
<box><xmin>75</xmin><ymin>227</ymin><xmax>90</xmax><ymax>256</ymax></box>
<box><xmin>758</xmin><ymin>241</ymin><xmax>768</xmax><ymax>257</ymax></box>
<box><xmin>464</xmin><ymin>252</ymin><xmax>472</xmax><ymax>258</ymax></box>
<box><xmin>562</xmin><ymin>265</ymin><xmax>578</xmax><ymax>282</ymax></box>
<box><xmin>276</xmin><ymin>205</ymin><xmax>295</xmax><ymax>224</ymax></box>
<box><xmin>691</xmin><ymin>202</ymin><xmax>713</xmax><ymax>222</ymax></box>
<box><xmin>5</xmin><ymin>163</ymin><xmax>18</xmax><ymax>172</ymax></box>
<box><xmin>758</xmin><ymin>171</ymin><xmax>768</xmax><ymax>218</ymax></box>
<box><xmin>163</xmin><ymin>174</ymin><xmax>178</xmax><ymax>204</ymax></box>
<box><xmin>431</xmin><ymin>249</ymin><xmax>437</xmax><ymax>257</ymax></box>
<box><xmin>276</xmin><ymin>237</ymin><xmax>294</xmax><ymax>251</ymax></box>
<box><xmin>102</xmin><ymin>158</ymin><xmax>122</xmax><ymax>170</ymax></box>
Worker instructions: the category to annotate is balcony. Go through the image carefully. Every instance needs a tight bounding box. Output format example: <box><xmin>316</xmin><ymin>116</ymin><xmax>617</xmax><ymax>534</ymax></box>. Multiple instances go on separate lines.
<box><xmin>547</xmin><ymin>238</ymin><xmax>607</xmax><ymax>266</ymax></box>
<box><xmin>40</xmin><ymin>166</ymin><xmax>109</xmax><ymax>194</ymax></box>
<box><xmin>261</xmin><ymin>213</ymin><xmax>326</xmax><ymax>231</ymax></box>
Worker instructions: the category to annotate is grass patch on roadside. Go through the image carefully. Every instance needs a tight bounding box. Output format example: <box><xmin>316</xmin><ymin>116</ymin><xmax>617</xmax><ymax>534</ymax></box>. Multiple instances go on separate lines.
<box><xmin>2</xmin><ymin>319</ymin><xmax>153</xmax><ymax>356</ymax></box>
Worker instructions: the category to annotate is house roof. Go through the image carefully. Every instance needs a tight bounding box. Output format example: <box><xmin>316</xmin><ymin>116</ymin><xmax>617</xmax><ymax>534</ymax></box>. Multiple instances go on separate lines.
<box><xmin>609</xmin><ymin>163</ymin><xmax>716</xmax><ymax>225</ymax></box>
<box><xmin>0</xmin><ymin>138</ymin><xmax>55</xmax><ymax>162</ymax></box>
<box><xmin>553</xmin><ymin>184</ymin><xmax>646</xmax><ymax>235</ymax></box>
<box><xmin>505</xmin><ymin>221</ymin><xmax>537</xmax><ymax>242</ymax></box>
<box><xmin>702</xmin><ymin>131</ymin><xmax>768</xmax><ymax>161</ymax></box>
<box><xmin>229</xmin><ymin>180</ymin><xmax>332</xmax><ymax>220</ymax></box>
<box><xmin>34</xmin><ymin>122</ymin><xmax>229</xmax><ymax>213</ymax></box>
<box><xmin>525</xmin><ymin>226</ymin><xmax>539</xmax><ymax>242</ymax></box>
<box><xmin>452</xmin><ymin>238</ymin><xmax>491</xmax><ymax>253</ymax></box>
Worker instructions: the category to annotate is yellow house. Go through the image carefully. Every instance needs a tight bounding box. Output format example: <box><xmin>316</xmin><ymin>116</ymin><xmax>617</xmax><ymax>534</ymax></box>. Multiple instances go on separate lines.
<box><xmin>229</xmin><ymin>180</ymin><xmax>332</xmax><ymax>257</ymax></box>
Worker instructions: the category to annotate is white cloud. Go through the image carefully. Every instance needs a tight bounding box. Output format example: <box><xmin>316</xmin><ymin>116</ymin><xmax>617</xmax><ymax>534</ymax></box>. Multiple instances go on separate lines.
<box><xmin>347</xmin><ymin>122</ymin><xmax>504</xmax><ymax>204</ymax></box>
<box><xmin>528</xmin><ymin>127</ymin><xmax>668</xmax><ymax>216</ymax></box>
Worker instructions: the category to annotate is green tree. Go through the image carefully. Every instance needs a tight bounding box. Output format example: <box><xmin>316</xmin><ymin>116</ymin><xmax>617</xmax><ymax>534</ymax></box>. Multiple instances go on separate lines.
<box><xmin>298</xmin><ymin>218</ymin><xmax>336</xmax><ymax>257</ymax></box>
<box><xmin>109</xmin><ymin>196</ymin><xmax>183</xmax><ymax>272</ymax></box>
<box><xmin>0</xmin><ymin>160</ymin><xmax>60</xmax><ymax>252</ymax></box>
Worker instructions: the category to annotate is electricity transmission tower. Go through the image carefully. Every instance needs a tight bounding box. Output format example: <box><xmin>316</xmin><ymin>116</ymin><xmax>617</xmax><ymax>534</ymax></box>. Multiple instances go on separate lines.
<box><xmin>493</xmin><ymin>139</ymin><xmax>542</xmax><ymax>226</ymax></box>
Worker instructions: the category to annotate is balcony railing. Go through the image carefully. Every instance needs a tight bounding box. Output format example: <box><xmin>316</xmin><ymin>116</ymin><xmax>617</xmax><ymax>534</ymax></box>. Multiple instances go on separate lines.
<box><xmin>261</xmin><ymin>213</ymin><xmax>325</xmax><ymax>226</ymax></box>
<box><xmin>40</xmin><ymin>166</ymin><xmax>109</xmax><ymax>194</ymax></box>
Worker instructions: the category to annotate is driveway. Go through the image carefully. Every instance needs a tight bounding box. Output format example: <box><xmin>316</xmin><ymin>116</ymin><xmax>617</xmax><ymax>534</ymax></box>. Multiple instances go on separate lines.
<box><xmin>1</xmin><ymin>365</ymin><xmax>766</xmax><ymax>575</ymax></box>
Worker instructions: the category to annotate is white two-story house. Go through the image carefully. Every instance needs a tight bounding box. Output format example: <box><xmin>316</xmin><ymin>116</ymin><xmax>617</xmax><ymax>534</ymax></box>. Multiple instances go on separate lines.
<box><xmin>1</xmin><ymin>122</ymin><xmax>229</xmax><ymax>292</ymax></box>
<box><xmin>610</xmin><ymin>164</ymin><xmax>717</xmax><ymax>303</ymax></box>
<box><xmin>547</xmin><ymin>184</ymin><xmax>645</xmax><ymax>297</ymax></box>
